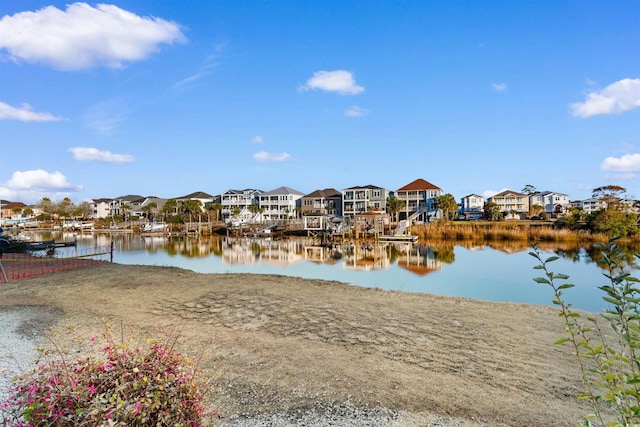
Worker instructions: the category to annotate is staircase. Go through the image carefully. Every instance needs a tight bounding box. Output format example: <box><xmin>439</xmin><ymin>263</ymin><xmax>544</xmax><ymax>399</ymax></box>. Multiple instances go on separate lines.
<box><xmin>394</xmin><ymin>207</ymin><xmax>428</xmax><ymax>234</ymax></box>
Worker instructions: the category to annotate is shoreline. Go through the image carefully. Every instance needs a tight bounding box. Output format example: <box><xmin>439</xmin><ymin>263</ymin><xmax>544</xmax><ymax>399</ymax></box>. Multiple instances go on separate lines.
<box><xmin>0</xmin><ymin>263</ymin><xmax>594</xmax><ymax>426</ymax></box>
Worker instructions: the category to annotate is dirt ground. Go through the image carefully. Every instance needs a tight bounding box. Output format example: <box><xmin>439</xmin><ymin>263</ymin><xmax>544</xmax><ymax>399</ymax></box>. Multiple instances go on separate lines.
<box><xmin>0</xmin><ymin>263</ymin><xmax>597</xmax><ymax>426</ymax></box>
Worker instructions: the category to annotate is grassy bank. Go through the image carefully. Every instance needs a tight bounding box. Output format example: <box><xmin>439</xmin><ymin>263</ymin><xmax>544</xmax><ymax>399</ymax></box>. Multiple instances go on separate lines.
<box><xmin>410</xmin><ymin>221</ymin><xmax>605</xmax><ymax>243</ymax></box>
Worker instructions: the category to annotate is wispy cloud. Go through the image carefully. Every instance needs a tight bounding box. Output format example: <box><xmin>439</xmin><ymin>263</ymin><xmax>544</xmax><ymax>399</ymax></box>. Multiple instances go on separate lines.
<box><xmin>0</xmin><ymin>3</ymin><xmax>186</xmax><ymax>70</ymax></box>
<box><xmin>253</xmin><ymin>151</ymin><xmax>291</xmax><ymax>162</ymax></box>
<box><xmin>492</xmin><ymin>82</ymin><xmax>507</xmax><ymax>92</ymax></box>
<box><xmin>571</xmin><ymin>78</ymin><xmax>640</xmax><ymax>118</ymax></box>
<box><xmin>173</xmin><ymin>43</ymin><xmax>226</xmax><ymax>90</ymax></box>
<box><xmin>344</xmin><ymin>105</ymin><xmax>369</xmax><ymax>117</ymax></box>
<box><xmin>83</xmin><ymin>100</ymin><xmax>129</xmax><ymax>134</ymax></box>
<box><xmin>0</xmin><ymin>102</ymin><xmax>61</xmax><ymax>122</ymax></box>
<box><xmin>299</xmin><ymin>70</ymin><xmax>364</xmax><ymax>95</ymax></box>
<box><xmin>252</xmin><ymin>135</ymin><xmax>264</xmax><ymax>144</ymax></box>
<box><xmin>69</xmin><ymin>147</ymin><xmax>134</xmax><ymax>163</ymax></box>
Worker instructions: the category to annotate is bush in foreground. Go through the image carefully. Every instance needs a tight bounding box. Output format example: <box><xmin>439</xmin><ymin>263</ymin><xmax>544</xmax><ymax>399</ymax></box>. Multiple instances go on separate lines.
<box><xmin>531</xmin><ymin>237</ymin><xmax>640</xmax><ymax>427</ymax></box>
<box><xmin>1</xmin><ymin>324</ymin><xmax>215</xmax><ymax>426</ymax></box>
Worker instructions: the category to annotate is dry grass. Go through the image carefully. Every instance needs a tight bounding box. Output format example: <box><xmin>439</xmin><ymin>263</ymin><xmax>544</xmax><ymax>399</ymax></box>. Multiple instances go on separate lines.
<box><xmin>409</xmin><ymin>221</ymin><xmax>609</xmax><ymax>243</ymax></box>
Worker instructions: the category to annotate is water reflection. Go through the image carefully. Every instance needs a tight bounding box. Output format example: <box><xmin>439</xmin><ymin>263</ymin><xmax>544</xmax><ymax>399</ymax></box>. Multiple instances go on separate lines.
<box><xmin>21</xmin><ymin>230</ymin><xmax>639</xmax><ymax>312</ymax></box>
<box><xmin>29</xmin><ymin>231</ymin><xmax>614</xmax><ymax>274</ymax></box>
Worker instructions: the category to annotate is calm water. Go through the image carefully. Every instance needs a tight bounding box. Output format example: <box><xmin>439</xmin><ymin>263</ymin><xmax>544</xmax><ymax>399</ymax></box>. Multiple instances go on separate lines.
<box><xmin>32</xmin><ymin>231</ymin><xmax>621</xmax><ymax>313</ymax></box>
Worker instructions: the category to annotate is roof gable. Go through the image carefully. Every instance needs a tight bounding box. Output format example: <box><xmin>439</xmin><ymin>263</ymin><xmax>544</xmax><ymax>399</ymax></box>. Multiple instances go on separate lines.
<box><xmin>178</xmin><ymin>191</ymin><xmax>213</xmax><ymax>199</ymax></box>
<box><xmin>397</xmin><ymin>179</ymin><xmax>441</xmax><ymax>191</ymax></box>
<box><xmin>262</xmin><ymin>186</ymin><xmax>305</xmax><ymax>196</ymax></box>
<box><xmin>305</xmin><ymin>188</ymin><xmax>342</xmax><ymax>198</ymax></box>
<box><xmin>491</xmin><ymin>190</ymin><xmax>527</xmax><ymax>198</ymax></box>
<box><xmin>343</xmin><ymin>184</ymin><xmax>384</xmax><ymax>191</ymax></box>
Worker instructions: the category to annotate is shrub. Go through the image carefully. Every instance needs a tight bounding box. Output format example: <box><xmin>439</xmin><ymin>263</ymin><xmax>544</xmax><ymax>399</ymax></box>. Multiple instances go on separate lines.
<box><xmin>1</xmin><ymin>323</ymin><xmax>216</xmax><ymax>426</ymax></box>
<box><xmin>530</xmin><ymin>237</ymin><xmax>640</xmax><ymax>426</ymax></box>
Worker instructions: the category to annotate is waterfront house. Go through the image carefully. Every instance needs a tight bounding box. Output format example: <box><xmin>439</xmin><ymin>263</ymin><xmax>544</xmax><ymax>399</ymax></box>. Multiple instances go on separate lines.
<box><xmin>529</xmin><ymin>191</ymin><xmax>571</xmax><ymax>217</ymax></box>
<box><xmin>342</xmin><ymin>185</ymin><xmax>390</xmax><ymax>217</ymax></box>
<box><xmin>109</xmin><ymin>195</ymin><xmax>144</xmax><ymax>219</ymax></box>
<box><xmin>395</xmin><ymin>178</ymin><xmax>443</xmax><ymax>222</ymax></box>
<box><xmin>88</xmin><ymin>198</ymin><xmax>112</xmax><ymax>219</ymax></box>
<box><xmin>487</xmin><ymin>190</ymin><xmax>529</xmax><ymax>219</ymax></box>
<box><xmin>130</xmin><ymin>196</ymin><xmax>168</xmax><ymax>219</ymax></box>
<box><xmin>176</xmin><ymin>191</ymin><xmax>214</xmax><ymax>212</ymax></box>
<box><xmin>0</xmin><ymin>201</ymin><xmax>28</xmax><ymax>225</ymax></box>
<box><xmin>220</xmin><ymin>189</ymin><xmax>263</xmax><ymax>219</ymax></box>
<box><xmin>459</xmin><ymin>194</ymin><xmax>485</xmax><ymax>220</ymax></box>
<box><xmin>574</xmin><ymin>197</ymin><xmax>607</xmax><ymax>214</ymax></box>
<box><xmin>258</xmin><ymin>186</ymin><xmax>305</xmax><ymax>221</ymax></box>
<box><xmin>300</xmin><ymin>188</ymin><xmax>343</xmax><ymax>216</ymax></box>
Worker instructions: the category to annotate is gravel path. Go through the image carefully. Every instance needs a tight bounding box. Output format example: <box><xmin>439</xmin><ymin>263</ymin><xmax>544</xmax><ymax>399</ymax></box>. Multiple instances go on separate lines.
<box><xmin>0</xmin><ymin>306</ymin><xmax>62</xmax><ymax>405</ymax></box>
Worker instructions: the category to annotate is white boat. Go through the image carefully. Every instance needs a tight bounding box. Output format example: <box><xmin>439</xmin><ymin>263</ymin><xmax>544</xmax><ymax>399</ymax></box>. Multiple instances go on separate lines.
<box><xmin>141</xmin><ymin>222</ymin><xmax>167</xmax><ymax>233</ymax></box>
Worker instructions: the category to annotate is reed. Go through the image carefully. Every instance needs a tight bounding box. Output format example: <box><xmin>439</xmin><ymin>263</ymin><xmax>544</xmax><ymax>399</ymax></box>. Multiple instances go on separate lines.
<box><xmin>409</xmin><ymin>221</ymin><xmax>608</xmax><ymax>243</ymax></box>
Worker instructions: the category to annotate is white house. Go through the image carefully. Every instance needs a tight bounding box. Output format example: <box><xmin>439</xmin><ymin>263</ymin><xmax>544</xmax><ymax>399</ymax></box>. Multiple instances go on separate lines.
<box><xmin>487</xmin><ymin>190</ymin><xmax>529</xmax><ymax>219</ymax></box>
<box><xmin>258</xmin><ymin>186</ymin><xmax>305</xmax><ymax>221</ymax></box>
<box><xmin>529</xmin><ymin>191</ymin><xmax>571</xmax><ymax>216</ymax></box>
<box><xmin>220</xmin><ymin>189</ymin><xmax>263</xmax><ymax>218</ymax></box>
<box><xmin>88</xmin><ymin>198</ymin><xmax>112</xmax><ymax>219</ymax></box>
<box><xmin>575</xmin><ymin>198</ymin><xmax>607</xmax><ymax>214</ymax></box>
<box><xmin>459</xmin><ymin>194</ymin><xmax>484</xmax><ymax>219</ymax></box>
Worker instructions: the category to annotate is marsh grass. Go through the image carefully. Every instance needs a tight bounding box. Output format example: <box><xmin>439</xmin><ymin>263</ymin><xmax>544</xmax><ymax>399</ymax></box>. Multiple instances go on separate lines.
<box><xmin>411</xmin><ymin>221</ymin><xmax>608</xmax><ymax>243</ymax></box>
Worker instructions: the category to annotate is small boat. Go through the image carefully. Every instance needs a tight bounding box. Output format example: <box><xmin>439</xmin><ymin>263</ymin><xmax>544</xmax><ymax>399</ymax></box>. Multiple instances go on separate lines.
<box><xmin>379</xmin><ymin>234</ymin><xmax>419</xmax><ymax>243</ymax></box>
<box><xmin>141</xmin><ymin>222</ymin><xmax>167</xmax><ymax>233</ymax></box>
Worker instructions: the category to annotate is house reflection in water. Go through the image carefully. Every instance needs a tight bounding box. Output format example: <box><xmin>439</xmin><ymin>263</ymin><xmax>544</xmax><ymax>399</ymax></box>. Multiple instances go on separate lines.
<box><xmin>221</xmin><ymin>237</ymin><xmax>304</xmax><ymax>266</ymax></box>
<box><xmin>397</xmin><ymin>244</ymin><xmax>445</xmax><ymax>276</ymax></box>
<box><xmin>342</xmin><ymin>241</ymin><xmax>390</xmax><ymax>271</ymax></box>
<box><xmin>218</xmin><ymin>236</ymin><xmax>444</xmax><ymax>276</ymax></box>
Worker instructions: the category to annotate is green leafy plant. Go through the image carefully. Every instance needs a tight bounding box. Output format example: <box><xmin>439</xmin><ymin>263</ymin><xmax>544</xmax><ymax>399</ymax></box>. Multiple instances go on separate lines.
<box><xmin>0</xmin><ymin>323</ymin><xmax>216</xmax><ymax>426</ymax></box>
<box><xmin>530</xmin><ymin>236</ymin><xmax>640</xmax><ymax>426</ymax></box>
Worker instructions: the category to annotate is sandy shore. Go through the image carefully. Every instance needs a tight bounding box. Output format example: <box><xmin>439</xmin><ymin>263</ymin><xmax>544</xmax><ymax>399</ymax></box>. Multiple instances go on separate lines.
<box><xmin>0</xmin><ymin>263</ymin><xmax>597</xmax><ymax>426</ymax></box>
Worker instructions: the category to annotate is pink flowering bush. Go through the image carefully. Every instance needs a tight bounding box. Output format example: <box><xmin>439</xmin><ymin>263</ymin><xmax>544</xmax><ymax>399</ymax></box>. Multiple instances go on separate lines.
<box><xmin>1</xmin><ymin>325</ymin><xmax>216</xmax><ymax>426</ymax></box>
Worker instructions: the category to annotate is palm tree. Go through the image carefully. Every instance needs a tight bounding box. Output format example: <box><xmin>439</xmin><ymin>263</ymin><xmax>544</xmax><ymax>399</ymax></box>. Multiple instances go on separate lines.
<box><xmin>142</xmin><ymin>202</ymin><xmax>158</xmax><ymax>221</ymax></box>
<box><xmin>120</xmin><ymin>203</ymin><xmax>131</xmax><ymax>223</ymax></box>
<box><xmin>386</xmin><ymin>195</ymin><xmax>406</xmax><ymax>223</ymax></box>
<box><xmin>434</xmin><ymin>193</ymin><xmax>458</xmax><ymax>221</ymax></box>
<box><xmin>206</xmin><ymin>202</ymin><xmax>223</xmax><ymax>222</ymax></box>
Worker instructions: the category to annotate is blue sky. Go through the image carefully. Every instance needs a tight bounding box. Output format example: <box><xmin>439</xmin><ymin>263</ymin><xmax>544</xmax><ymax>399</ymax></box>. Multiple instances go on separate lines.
<box><xmin>1</xmin><ymin>1</ymin><xmax>639</xmax><ymax>205</ymax></box>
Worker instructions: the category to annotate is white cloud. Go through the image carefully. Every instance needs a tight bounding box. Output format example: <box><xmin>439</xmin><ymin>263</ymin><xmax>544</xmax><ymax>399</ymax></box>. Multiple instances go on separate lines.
<box><xmin>1</xmin><ymin>169</ymin><xmax>81</xmax><ymax>197</ymax></box>
<box><xmin>300</xmin><ymin>70</ymin><xmax>364</xmax><ymax>95</ymax></box>
<box><xmin>344</xmin><ymin>105</ymin><xmax>369</xmax><ymax>117</ymax></box>
<box><xmin>0</xmin><ymin>170</ymin><xmax>83</xmax><ymax>204</ymax></box>
<box><xmin>252</xmin><ymin>135</ymin><xmax>264</xmax><ymax>144</ymax></box>
<box><xmin>69</xmin><ymin>147</ymin><xmax>134</xmax><ymax>163</ymax></box>
<box><xmin>571</xmin><ymin>78</ymin><xmax>640</xmax><ymax>118</ymax></box>
<box><xmin>0</xmin><ymin>3</ymin><xmax>186</xmax><ymax>70</ymax></box>
<box><xmin>601</xmin><ymin>153</ymin><xmax>640</xmax><ymax>172</ymax></box>
<box><xmin>253</xmin><ymin>151</ymin><xmax>291</xmax><ymax>162</ymax></box>
<box><xmin>0</xmin><ymin>102</ymin><xmax>61</xmax><ymax>122</ymax></box>
<box><xmin>492</xmin><ymin>82</ymin><xmax>507</xmax><ymax>92</ymax></box>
